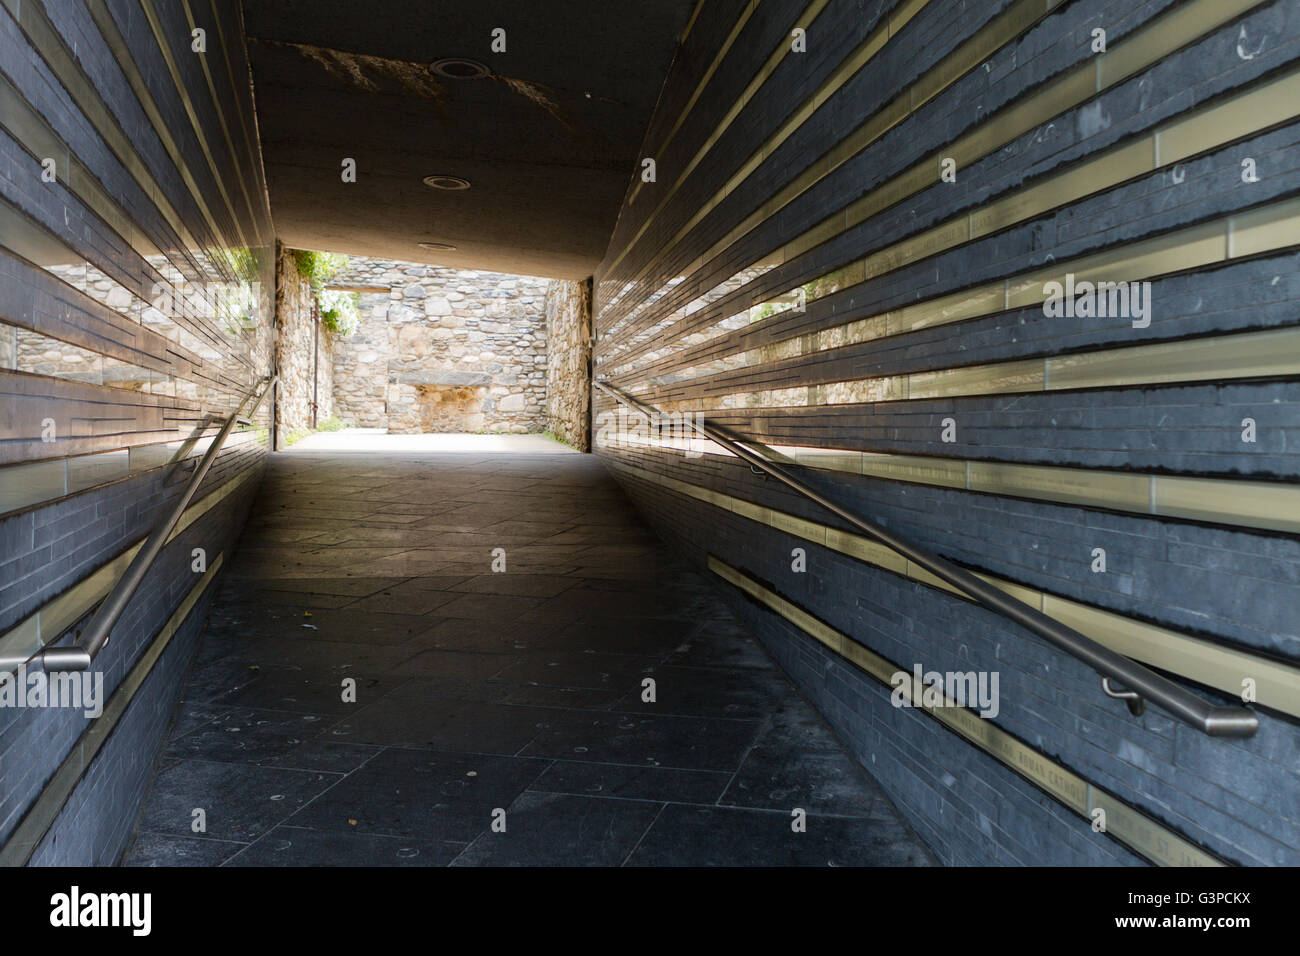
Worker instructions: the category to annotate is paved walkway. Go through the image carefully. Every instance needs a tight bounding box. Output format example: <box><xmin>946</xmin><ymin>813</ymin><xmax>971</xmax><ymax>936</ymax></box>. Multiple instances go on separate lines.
<box><xmin>124</xmin><ymin>432</ymin><xmax>932</xmax><ymax>866</ymax></box>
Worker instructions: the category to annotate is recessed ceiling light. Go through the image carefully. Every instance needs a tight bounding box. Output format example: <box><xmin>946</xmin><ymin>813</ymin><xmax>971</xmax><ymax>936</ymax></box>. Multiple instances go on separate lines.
<box><xmin>422</xmin><ymin>174</ymin><xmax>471</xmax><ymax>191</ymax></box>
<box><xmin>418</xmin><ymin>241</ymin><xmax>457</xmax><ymax>251</ymax></box>
<box><xmin>429</xmin><ymin>57</ymin><xmax>491</xmax><ymax>79</ymax></box>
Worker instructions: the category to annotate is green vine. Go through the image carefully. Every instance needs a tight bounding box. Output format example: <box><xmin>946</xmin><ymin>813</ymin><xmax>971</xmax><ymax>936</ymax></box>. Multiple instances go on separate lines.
<box><xmin>318</xmin><ymin>288</ymin><xmax>361</xmax><ymax>335</ymax></box>
<box><xmin>292</xmin><ymin>249</ymin><xmax>349</xmax><ymax>288</ymax></box>
<box><xmin>291</xmin><ymin>249</ymin><xmax>359</xmax><ymax>335</ymax></box>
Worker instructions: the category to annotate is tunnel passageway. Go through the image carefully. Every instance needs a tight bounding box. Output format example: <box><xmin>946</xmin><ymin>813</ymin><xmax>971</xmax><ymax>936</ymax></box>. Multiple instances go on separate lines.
<box><xmin>122</xmin><ymin>432</ymin><xmax>932</xmax><ymax>866</ymax></box>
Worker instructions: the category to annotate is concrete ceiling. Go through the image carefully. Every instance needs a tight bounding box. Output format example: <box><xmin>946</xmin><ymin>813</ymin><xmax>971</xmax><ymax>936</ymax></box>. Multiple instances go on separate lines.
<box><xmin>242</xmin><ymin>0</ymin><xmax>696</xmax><ymax>279</ymax></box>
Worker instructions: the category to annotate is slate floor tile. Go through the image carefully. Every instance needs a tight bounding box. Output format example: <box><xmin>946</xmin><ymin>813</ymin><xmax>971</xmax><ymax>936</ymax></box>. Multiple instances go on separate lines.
<box><xmin>194</xmin><ymin>637</ymin><xmax>415</xmax><ymax>674</ymax></box>
<box><xmin>451</xmin><ymin>792</ymin><xmax>662</xmax><ymax>866</ymax></box>
<box><xmin>450</xmin><ymin>573</ymin><xmax>580</xmax><ymax>598</ymax></box>
<box><xmin>535</xmin><ymin>616</ymin><xmax>692</xmax><ymax>655</ymax></box>
<box><xmin>611</xmin><ymin>665</ymin><xmax>793</xmax><ymax>719</ymax></box>
<box><xmin>206</xmin><ymin>665</ymin><xmax>402</xmax><ymax>715</ymax></box>
<box><xmin>342</xmin><ymin>587</ymin><xmax>464</xmax><ymax>616</ymax></box>
<box><xmin>138</xmin><ymin>759</ymin><xmax>341</xmax><ymax>843</ymax></box>
<box><xmin>205</xmin><ymin>603</ymin><xmax>435</xmax><ymax>645</ymax></box>
<box><xmin>663</xmin><ymin>627</ymin><xmax>776</xmax><ymax>670</ymax></box>
<box><xmin>520</xmin><ymin>710</ymin><xmax>763</xmax><ymax>772</ymax></box>
<box><xmin>400</xmin><ymin>616</ymin><xmax>551</xmax><ymax>653</ymax></box>
<box><xmin>254</xmin><ymin>576</ymin><xmax>413</xmax><ymax>597</ymax></box>
<box><xmin>378</xmin><ymin>676</ymin><xmax>619</xmax><ymax>711</ymax></box>
<box><xmin>166</xmin><ymin>708</ymin><xmax>378</xmax><ymax>773</ymax></box>
<box><xmin>168</xmin><ymin>699</ymin><xmax>232</xmax><ymax>738</ymax></box>
<box><xmin>529</xmin><ymin>761</ymin><xmax>732</xmax><ymax>804</ymax></box>
<box><xmin>493</xmin><ymin>650</ymin><xmax>661</xmax><ymax>689</ymax></box>
<box><xmin>183</xmin><ymin>658</ymin><xmax>270</xmax><ymax>703</ymax></box>
<box><xmin>372</xmin><ymin>574</ymin><xmax>474</xmax><ymax>592</ymax></box>
<box><xmin>226</xmin><ymin>825</ymin><xmax>465</xmax><ymax>866</ymax></box>
<box><xmin>246</xmin><ymin>590</ymin><xmax>356</xmax><ymax>610</ymax></box>
<box><xmin>122</xmin><ymin>833</ymin><xmax>246</xmax><ymax>867</ymax></box>
<box><xmin>380</xmin><ymin>675</ymin><xmax>512</xmax><ymax>703</ymax></box>
<box><xmin>392</xmin><ymin>648</ymin><xmax>515</xmax><ymax>680</ymax></box>
<box><xmin>720</xmin><ymin>751</ymin><xmax>881</xmax><ymax>817</ymax></box>
<box><xmin>328</xmin><ymin>697</ymin><xmax>560</xmax><ymax>754</ymax></box>
<box><xmin>492</xmin><ymin>682</ymin><xmax>622</xmax><ymax>710</ymax></box>
<box><xmin>627</xmin><ymin>805</ymin><xmax>934</xmax><ymax>866</ymax></box>
<box><xmin>124</xmin><ymin>440</ymin><xmax>933</xmax><ymax>867</ymax></box>
<box><xmin>286</xmin><ymin>747</ymin><xmax>549</xmax><ymax>842</ymax></box>
<box><xmin>432</xmin><ymin>593</ymin><xmax>544</xmax><ymax>620</ymax></box>
<box><xmin>264</xmin><ymin>608</ymin><xmax>438</xmax><ymax>644</ymax></box>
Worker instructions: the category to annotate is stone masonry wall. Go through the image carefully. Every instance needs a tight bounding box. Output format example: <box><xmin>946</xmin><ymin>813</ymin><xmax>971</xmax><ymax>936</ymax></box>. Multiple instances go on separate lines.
<box><xmin>331</xmin><ymin>259</ymin><xmax>548</xmax><ymax>434</ymax></box>
<box><xmin>543</xmin><ymin>278</ymin><xmax>592</xmax><ymax>451</ymax></box>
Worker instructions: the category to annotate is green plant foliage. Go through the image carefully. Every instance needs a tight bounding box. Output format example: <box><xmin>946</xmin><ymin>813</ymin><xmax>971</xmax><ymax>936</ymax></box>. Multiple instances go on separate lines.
<box><xmin>802</xmin><ymin>266</ymin><xmax>852</xmax><ymax>303</ymax></box>
<box><xmin>285</xmin><ymin>418</ymin><xmax>347</xmax><ymax>446</ymax></box>
<box><xmin>292</xmin><ymin>249</ymin><xmax>349</xmax><ymax>289</ymax></box>
<box><xmin>290</xmin><ymin>249</ymin><xmax>359</xmax><ymax>335</ymax></box>
<box><xmin>318</xmin><ymin>288</ymin><xmax>361</xmax><ymax>335</ymax></box>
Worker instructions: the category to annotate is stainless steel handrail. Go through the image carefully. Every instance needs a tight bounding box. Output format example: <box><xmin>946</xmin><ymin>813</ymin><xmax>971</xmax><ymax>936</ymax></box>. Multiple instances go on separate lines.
<box><xmin>40</xmin><ymin>375</ymin><xmax>277</xmax><ymax>673</ymax></box>
<box><xmin>594</xmin><ymin>380</ymin><xmax>1259</xmax><ymax>738</ymax></box>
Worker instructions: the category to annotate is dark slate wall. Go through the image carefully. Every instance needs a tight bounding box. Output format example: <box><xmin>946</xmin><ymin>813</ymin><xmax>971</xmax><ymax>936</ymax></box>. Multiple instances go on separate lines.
<box><xmin>0</xmin><ymin>0</ymin><xmax>273</xmax><ymax>864</ymax></box>
<box><xmin>593</xmin><ymin>0</ymin><xmax>1300</xmax><ymax>865</ymax></box>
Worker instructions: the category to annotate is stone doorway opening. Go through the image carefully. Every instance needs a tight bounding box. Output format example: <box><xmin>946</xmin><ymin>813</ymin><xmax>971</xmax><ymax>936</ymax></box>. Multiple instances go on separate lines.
<box><xmin>296</xmin><ymin>256</ymin><xmax>593</xmax><ymax>447</ymax></box>
<box><xmin>412</xmin><ymin>383</ymin><xmax>486</xmax><ymax>433</ymax></box>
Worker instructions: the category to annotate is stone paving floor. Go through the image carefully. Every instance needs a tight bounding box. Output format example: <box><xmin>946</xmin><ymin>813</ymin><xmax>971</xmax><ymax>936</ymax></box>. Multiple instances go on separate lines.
<box><xmin>124</xmin><ymin>432</ymin><xmax>933</xmax><ymax>866</ymax></box>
